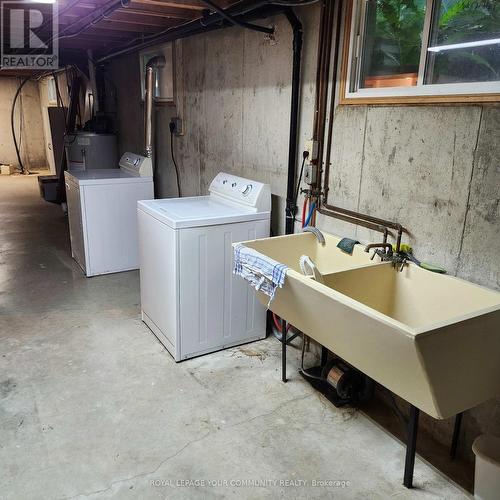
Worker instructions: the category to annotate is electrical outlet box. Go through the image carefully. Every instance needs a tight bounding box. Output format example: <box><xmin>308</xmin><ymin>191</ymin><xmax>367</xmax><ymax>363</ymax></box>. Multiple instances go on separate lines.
<box><xmin>305</xmin><ymin>140</ymin><xmax>318</xmax><ymax>161</ymax></box>
<box><xmin>169</xmin><ymin>117</ymin><xmax>183</xmax><ymax>135</ymax></box>
<box><xmin>1</xmin><ymin>164</ymin><xmax>14</xmax><ymax>175</ymax></box>
<box><xmin>304</xmin><ymin>164</ymin><xmax>318</xmax><ymax>185</ymax></box>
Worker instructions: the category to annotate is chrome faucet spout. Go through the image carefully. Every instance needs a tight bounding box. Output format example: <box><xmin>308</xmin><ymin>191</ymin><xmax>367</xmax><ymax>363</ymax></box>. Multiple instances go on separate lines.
<box><xmin>303</xmin><ymin>226</ymin><xmax>326</xmax><ymax>245</ymax></box>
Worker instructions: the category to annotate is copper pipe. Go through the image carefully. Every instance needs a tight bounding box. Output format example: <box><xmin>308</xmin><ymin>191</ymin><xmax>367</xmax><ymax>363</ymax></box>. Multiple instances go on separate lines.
<box><xmin>322</xmin><ymin>0</ymin><xmax>343</xmax><ymax>197</ymax></box>
<box><xmin>313</xmin><ymin>0</ymin><xmax>335</xmax><ymax>174</ymax></box>
<box><xmin>322</xmin><ymin>202</ymin><xmax>402</xmax><ymax>232</ymax></box>
<box><xmin>314</xmin><ymin>5</ymin><xmax>334</xmax><ymax>190</ymax></box>
<box><xmin>318</xmin><ymin>206</ymin><xmax>389</xmax><ymax>234</ymax></box>
<box><xmin>312</xmin><ymin>0</ymin><xmax>327</xmax><ymax>137</ymax></box>
<box><xmin>315</xmin><ymin>0</ymin><xmax>334</xmax><ymax>144</ymax></box>
<box><xmin>321</xmin><ymin>203</ymin><xmax>404</xmax><ymax>252</ymax></box>
<box><xmin>317</xmin><ymin>0</ymin><xmax>406</xmax><ymax>252</ymax></box>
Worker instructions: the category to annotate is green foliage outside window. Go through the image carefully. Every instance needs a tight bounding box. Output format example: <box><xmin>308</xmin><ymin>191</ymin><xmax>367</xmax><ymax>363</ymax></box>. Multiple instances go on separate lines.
<box><xmin>363</xmin><ymin>0</ymin><xmax>426</xmax><ymax>78</ymax></box>
<box><xmin>430</xmin><ymin>0</ymin><xmax>500</xmax><ymax>83</ymax></box>
<box><xmin>362</xmin><ymin>0</ymin><xmax>499</xmax><ymax>83</ymax></box>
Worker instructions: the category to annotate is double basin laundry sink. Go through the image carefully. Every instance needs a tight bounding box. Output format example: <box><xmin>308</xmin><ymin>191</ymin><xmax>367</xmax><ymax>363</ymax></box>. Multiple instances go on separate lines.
<box><xmin>240</xmin><ymin>232</ymin><xmax>500</xmax><ymax>419</ymax></box>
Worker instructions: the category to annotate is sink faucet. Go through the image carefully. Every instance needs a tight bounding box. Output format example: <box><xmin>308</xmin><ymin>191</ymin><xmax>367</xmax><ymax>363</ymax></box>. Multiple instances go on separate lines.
<box><xmin>364</xmin><ymin>242</ymin><xmax>393</xmax><ymax>256</ymax></box>
<box><xmin>365</xmin><ymin>242</ymin><xmax>408</xmax><ymax>271</ymax></box>
<box><xmin>365</xmin><ymin>242</ymin><xmax>393</xmax><ymax>262</ymax></box>
<box><xmin>303</xmin><ymin>226</ymin><xmax>326</xmax><ymax>245</ymax></box>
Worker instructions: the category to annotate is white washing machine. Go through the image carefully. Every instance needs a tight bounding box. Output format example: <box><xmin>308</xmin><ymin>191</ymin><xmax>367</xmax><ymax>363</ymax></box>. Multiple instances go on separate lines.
<box><xmin>65</xmin><ymin>152</ymin><xmax>154</xmax><ymax>277</ymax></box>
<box><xmin>138</xmin><ymin>172</ymin><xmax>271</xmax><ymax>361</ymax></box>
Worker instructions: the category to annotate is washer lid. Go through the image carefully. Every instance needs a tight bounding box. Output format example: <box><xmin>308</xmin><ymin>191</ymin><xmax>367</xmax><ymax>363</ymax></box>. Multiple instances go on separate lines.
<box><xmin>137</xmin><ymin>196</ymin><xmax>270</xmax><ymax>229</ymax></box>
<box><xmin>64</xmin><ymin>169</ymin><xmax>152</xmax><ymax>186</ymax></box>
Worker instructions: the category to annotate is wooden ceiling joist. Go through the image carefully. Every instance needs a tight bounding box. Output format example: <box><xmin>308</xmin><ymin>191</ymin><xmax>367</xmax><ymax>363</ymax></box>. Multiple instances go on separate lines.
<box><xmin>87</xmin><ymin>20</ymin><xmax>161</xmax><ymax>33</ymax></box>
<box><xmin>120</xmin><ymin>5</ymin><xmax>197</xmax><ymax>19</ymax></box>
<box><xmin>1</xmin><ymin>0</ymin><xmax>241</xmax><ymax>72</ymax></box>
<box><xmin>131</xmin><ymin>0</ymin><xmax>207</xmax><ymax>11</ymax></box>
<box><xmin>60</xmin><ymin>2</ymin><xmax>197</xmax><ymax>20</ymax></box>
<box><xmin>77</xmin><ymin>27</ymin><xmax>137</xmax><ymax>39</ymax></box>
<box><xmin>103</xmin><ymin>11</ymin><xmax>186</xmax><ymax>27</ymax></box>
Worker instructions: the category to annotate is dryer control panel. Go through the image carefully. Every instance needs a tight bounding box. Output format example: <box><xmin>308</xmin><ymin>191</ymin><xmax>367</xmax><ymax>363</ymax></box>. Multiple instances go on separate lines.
<box><xmin>209</xmin><ymin>173</ymin><xmax>271</xmax><ymax>212</ymax></box>
<box><xmin>119</xmin><ymin>152</ymin><xmax>153</xmax><ymax>177</ymax></box>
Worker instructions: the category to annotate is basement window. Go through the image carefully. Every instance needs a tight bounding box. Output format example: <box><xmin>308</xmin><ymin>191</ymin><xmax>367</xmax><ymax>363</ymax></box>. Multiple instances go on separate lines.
<box><xmin>342</xmin><ymin>0</ymin><xmax>500</xmax><ymax>103</ymax></box>
<box><xmin>139</xmin><ymin>43</ymin><xmax>174</xmax><ymax>104</ymax></box>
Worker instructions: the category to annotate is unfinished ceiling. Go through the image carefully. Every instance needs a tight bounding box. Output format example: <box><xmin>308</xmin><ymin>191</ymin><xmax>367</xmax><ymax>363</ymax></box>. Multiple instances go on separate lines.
<box><xmin>0</xmin><ymin>0</ymin><xmax>236</xmax><ymax>75</ymax></box>
<box><xmin>57</xmin><ymin>0</ymin><xmax>233</xmax><ymax>58</ymax></box>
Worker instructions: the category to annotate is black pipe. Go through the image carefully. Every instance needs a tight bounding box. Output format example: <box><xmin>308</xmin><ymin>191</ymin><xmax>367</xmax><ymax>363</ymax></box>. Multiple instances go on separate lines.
<box><xmin>284</xmin><ymin>8</ymin><xmax>303</xmax><ymax>235</ymax></box>
<box><xmin>97</xmin><ymin>1</ymin><xmax>276</xmax><ymax>62</ymax></box>
<box><xmin>38</xmin><ymin>0</ymin><xmax>81</xmax><ymax>33</ymax></box>
<box><xmin>59</xmin><ymin>0</ymin><xmax>130</xmax><ymax>39</ymax></box>
<box><xmin>97</xmin><ymin>0</ymin><xmax>313</xmax><ymax>63</ymax></box>
<box><xmin>32</xmin><ymin>0</ymin><xmax>129</xmax><ymax>53</ymax></box>
<box><xmin>199</xmin><ymin>0</ymin><xmax>274</xmax><ymax>34</ymax></box>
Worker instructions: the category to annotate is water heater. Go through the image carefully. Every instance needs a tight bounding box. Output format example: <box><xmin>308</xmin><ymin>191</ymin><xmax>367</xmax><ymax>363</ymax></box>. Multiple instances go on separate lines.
<box><xmin>65</xmin><ymin>132</ymin><xmax>117</xmax><ymax>171</ymax></box>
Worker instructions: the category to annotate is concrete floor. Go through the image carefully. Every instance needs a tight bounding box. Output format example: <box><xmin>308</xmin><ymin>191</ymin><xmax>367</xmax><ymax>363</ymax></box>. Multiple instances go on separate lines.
<box><xmin>0</xmin><ymin>174</ymin><xmax>469</xmax><ymax>499</ymax></box>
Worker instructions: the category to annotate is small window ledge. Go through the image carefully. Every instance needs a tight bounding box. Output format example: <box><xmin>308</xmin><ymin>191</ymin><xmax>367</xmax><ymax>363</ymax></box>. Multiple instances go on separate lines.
<box><xmin>340</xmin><ymin>85</ymin><xmax>500</xmax><ymax>105</ymax></box>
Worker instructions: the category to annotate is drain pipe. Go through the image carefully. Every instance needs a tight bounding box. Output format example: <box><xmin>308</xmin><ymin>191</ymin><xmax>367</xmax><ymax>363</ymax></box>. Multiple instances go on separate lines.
<box><xmin>199</xmin><ymin>0</ymin><xmax>274</xmax><ymax>34</ymax></box>
<box><xmin>144</xmin><ymin>56</ymin><xmax>166</xmax><ymax>160</ymax></box>
<box><xmin>284</xmin><ymin>8</ymin><xmax>303</xmax><ymax>235</ymax></box>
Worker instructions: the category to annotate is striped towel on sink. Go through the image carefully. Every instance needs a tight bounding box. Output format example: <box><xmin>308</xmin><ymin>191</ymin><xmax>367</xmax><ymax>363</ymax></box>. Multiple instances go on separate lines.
<box><xmin>233</xmin><ymin>243</ymin><xmax>288</xmax><ymax>306</ymax></box>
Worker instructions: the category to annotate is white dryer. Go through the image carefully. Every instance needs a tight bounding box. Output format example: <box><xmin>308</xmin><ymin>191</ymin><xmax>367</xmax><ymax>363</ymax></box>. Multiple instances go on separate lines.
<box><xmin>65</xmin><ymin>153</ymin><xmax>154</xmax><ymax>277</ymax></box>
<box><xmin>138</xmin><ymin>172</ymin><xmax>271</xmax><ymax>361</ymax></box>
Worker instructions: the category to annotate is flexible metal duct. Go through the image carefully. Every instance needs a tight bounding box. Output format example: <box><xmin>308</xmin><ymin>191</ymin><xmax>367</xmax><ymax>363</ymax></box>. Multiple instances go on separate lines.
<box><xmin>144</xmin><ymin>55</ymin><xmax>166</xmax><ymax>159</ymax></box>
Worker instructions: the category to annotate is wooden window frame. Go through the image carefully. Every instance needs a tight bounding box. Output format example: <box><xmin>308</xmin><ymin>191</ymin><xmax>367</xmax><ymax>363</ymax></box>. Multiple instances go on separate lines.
<box><xmin>339</xmin><ymin>0</ymin><xmax>500</xmax><ymax>105</ymax></box>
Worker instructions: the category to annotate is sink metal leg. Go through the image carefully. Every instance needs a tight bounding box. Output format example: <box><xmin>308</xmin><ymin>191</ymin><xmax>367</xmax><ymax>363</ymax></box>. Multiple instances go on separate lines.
<box><xmin>281</xmin><ymin>318</ymin><xmax>287</xmax><ymax>383</ymax></box>
<box><xmin>450</xmin><ymin>412</ymin><xmax>463</xmax><ymax>459</ymax></box>
<box><xmin>403</xmin><ymin>405</ymin><xmax>419</xmax><ymax>488</ymax></box>
<box><xmin>320</xmin><ymin>346</ymin><xmax>328</xmax><ymax>367</ymax></box>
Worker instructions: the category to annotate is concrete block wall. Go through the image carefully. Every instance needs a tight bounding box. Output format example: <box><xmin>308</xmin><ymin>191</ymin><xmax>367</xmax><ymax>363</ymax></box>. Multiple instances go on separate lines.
<box><xmin>0</xmin><ymin>78</ymin><xmax>47</xmax><ymax>171</ymax></box>
<box><xmin>108</xmin><ymin>4</ymin><xmax>499</xmax><ymax>462</ymax></box>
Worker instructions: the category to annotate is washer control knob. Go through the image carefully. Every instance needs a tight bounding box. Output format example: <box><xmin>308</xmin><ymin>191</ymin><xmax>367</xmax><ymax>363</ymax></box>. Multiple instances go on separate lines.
<box><xmin>231</xmin><ymin>182</ymin><xmax>237</xmax><ymax>188</ymax></box>
<box><xmin>241</xmin><ymin>184</ymin><xmax>252</xmax><ymax>196</ymax></box>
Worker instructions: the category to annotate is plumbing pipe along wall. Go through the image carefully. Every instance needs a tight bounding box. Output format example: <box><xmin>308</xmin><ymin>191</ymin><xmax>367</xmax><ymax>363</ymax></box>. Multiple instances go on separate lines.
<box><xmin>284</xmin><ymin>9</ymin><xmax>303</xmax><ymax>235</ymax></box>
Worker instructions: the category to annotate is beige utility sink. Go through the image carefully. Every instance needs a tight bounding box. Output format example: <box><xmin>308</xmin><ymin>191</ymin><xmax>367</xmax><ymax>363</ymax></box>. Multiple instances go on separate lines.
<box><xmin>242</xmin><ymin>232</ymin><xmax>500</xmax><ymax>419</ymax></box>
<box><xmin>245</xmin><ymin>231</ymin><xmax>375</xmax><ymax>273</ymax></box>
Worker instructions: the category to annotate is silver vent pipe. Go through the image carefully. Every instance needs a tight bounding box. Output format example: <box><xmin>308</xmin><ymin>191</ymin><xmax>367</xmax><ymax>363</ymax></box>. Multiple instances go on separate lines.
<box><xmin>144</xmin><ymin>55</ymin><xmax>166</xmax><ymax>159</ymax></box>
